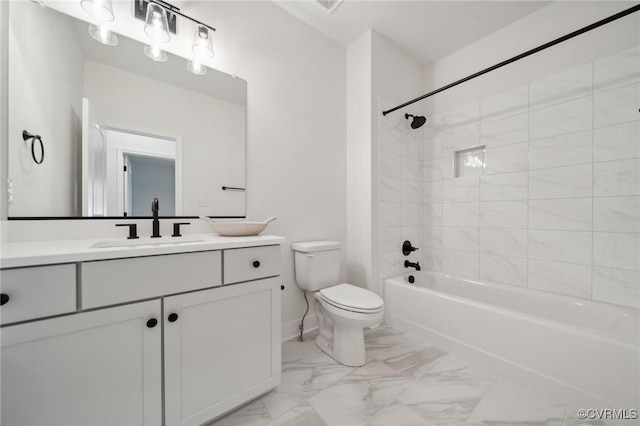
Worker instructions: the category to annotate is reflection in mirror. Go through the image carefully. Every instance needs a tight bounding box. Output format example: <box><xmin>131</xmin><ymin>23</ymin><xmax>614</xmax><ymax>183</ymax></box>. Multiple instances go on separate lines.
<box><xmin>7</xmin><ymin>1</ymin><xmax>246</xmax><ymax>218</ymax></box>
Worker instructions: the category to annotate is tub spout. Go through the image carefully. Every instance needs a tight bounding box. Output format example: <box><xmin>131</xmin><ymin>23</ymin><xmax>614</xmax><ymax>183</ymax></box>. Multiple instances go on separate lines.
<box><xmin>404</xmin><ymin>260</ymin><xmax>421</xmax><ymax>271</ymax></box>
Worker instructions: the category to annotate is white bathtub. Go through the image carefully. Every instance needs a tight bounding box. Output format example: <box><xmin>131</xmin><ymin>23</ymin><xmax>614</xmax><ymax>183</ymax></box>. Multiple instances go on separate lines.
<box><xmin>384</xmin><ymin>271</ymin><xmax>639</xmax><ymax>407</ymax></box>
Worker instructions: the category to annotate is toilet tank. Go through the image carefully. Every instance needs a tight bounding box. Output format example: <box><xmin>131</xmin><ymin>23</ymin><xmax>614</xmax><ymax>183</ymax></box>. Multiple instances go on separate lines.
<box><xmin>292</xmin><ymin>241</ymin><xmax>342</xmax><ymax>291</ymax></box>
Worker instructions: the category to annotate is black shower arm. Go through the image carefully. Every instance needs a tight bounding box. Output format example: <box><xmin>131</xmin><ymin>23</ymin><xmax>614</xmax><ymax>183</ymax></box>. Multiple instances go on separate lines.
<box><xmin>382</xmin><ymin>3</ymin><xmax>640</xmax><ymax>116</ymax></box>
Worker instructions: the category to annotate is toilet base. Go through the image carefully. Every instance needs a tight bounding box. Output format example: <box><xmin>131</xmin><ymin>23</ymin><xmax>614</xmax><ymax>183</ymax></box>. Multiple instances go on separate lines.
<box><xmin>315</xmin><ymin>326</ymin><xmax>367</xmax><ymax>367</ymax></box>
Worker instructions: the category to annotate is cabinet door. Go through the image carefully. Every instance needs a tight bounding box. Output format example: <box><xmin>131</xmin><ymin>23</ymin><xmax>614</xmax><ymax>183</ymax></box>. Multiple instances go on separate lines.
<box><xmin>164</xmin><ymin>278</ymin><xmax>281</xmax><ymax>426</ymax></box>
<box><xmin>1</xmin><ymin>300</ymin><xmax>162</xmax><ymax>426</ymax></box>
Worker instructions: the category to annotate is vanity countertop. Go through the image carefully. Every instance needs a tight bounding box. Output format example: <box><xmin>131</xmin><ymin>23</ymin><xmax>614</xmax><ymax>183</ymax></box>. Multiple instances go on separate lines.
<box><xmin>0</xmin><ymin>234</ymin><xmax>286</xmax><ymax>268</ymax></box>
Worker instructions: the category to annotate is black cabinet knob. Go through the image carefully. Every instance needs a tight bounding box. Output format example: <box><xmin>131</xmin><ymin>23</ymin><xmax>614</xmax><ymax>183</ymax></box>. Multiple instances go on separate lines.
<box><xmin>0</xmin><ymin>294</ymin><xmax>9</xmax><ymax>306</ymax></box>
<box><xmin>168</xmin><ymin>313</ymin><xmax>179</xmax><ymax>322</ymax></box>
<box><xmin>146</xmin><ymin>318</ymin><xmax>158</xmax><ymax>328</ymax></box>
<box><xmin>253</xmin><ymin>260</ymin><xmax>261</xmax><ymax>268</ymax></box>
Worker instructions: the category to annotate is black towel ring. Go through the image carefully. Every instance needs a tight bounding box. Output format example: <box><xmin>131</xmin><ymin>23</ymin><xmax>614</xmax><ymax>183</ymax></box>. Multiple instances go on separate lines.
<box><xmin>22</xmin><ymin>130</ymin><xmax>44</xmax><ymax>164</ymax></box>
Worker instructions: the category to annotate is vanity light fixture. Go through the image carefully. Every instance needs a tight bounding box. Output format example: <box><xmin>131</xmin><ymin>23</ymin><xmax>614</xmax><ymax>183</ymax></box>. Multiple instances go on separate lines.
<box><xmin>144</xmin><ymin>2</ymin><xmax>171</xmax><ymax>43</ymax></box>
<box><xmin>144</xmin><ymin>44</ymin><xmax>168</xmax><ymax>62</ymax></box>
<box><xmin>186</xmin><ymin>60</ymin><xmax>207</xmax><ymax>75</ymax></box>
<box><xmin>81</xmin><ymin>0</ymin><xmax>118</xmax><ymax>46</ymax></box>
<box><xmin>192</xmin><ymin>24</ymin><xmax>214</xmax><ymax>60</ymax></box>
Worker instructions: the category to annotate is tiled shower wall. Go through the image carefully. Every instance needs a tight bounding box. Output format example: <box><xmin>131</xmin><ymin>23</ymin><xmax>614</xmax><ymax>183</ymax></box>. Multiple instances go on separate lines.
<box><xmin>378</xmin><ymin>44</ymin><xmax>640</xmax><ymax>309</ymax></box>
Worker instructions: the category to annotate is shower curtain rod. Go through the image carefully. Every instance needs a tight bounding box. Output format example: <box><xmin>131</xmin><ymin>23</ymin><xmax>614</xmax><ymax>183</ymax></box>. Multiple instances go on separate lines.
<box><xmin>382</xmin><ymin>3</ymin><xmax>640</xmax><ymax>116</ymax></box>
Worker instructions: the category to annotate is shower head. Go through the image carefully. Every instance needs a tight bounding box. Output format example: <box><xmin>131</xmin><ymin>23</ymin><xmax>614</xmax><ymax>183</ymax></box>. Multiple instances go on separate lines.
<box><xmin>405</xmin><ymin>113</ymin><xmax>426</xmax><ymax>129</ymax></box>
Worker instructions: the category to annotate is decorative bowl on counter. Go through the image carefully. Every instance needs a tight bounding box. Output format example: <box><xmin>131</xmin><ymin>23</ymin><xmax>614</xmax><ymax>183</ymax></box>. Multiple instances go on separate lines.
<box><xmin>199</xmin><ymin>216</ymin><xmax>277</xmax><ymax>237</ymax></box>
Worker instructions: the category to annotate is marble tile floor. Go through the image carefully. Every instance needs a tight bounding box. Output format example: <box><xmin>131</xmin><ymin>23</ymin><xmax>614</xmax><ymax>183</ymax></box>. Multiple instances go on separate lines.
<box><xmin>209</xmin><ymin>326</ymin><xmax>628</xmax><ymax>426</ymax></box>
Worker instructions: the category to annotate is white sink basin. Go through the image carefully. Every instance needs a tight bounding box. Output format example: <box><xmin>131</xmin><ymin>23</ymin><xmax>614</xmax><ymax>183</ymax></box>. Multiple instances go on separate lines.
<box><xmin>90</xmin><ymin>235</ymin><xmax>205</xmax><ymax>249</ymax></box>
<box><xmin>199</xmin><ymin>216</ymin><xmax>277</xmax><ymax>236</ymax></box>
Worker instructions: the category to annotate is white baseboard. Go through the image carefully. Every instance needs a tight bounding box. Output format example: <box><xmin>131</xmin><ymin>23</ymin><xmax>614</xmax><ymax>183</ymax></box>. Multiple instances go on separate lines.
<box><xmin>281</xmin><ymin>314</ymin><xmax>318</xmax><ymax>342</ymax></box>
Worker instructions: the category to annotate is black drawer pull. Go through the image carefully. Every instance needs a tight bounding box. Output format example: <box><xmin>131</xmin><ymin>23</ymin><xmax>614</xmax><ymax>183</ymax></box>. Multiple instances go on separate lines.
<box><xmin>253</xmin><ymin>260</ymin><xmax>261</xmax><ymax>268</ymax></box>
<box><xmin>0</xmin><ymin>294</ymin><xmax>9</xmax><ymax>306</ymax></box>
<box><xmin>146</xmin><ymin>318</ymin><xmax>158</xmax><ymax>328</ymax></box>
<box><xmin>168</xmin><ymin>313</ymin><xmax>179</xmax><ymax>322</ymax></box>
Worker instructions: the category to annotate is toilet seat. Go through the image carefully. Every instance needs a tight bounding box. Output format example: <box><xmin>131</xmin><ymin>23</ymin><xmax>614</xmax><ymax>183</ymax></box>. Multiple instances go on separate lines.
<box><xmin>319</xmin><ymin>284</ymin><xmax>384</xmax><ymax>314</ymax></box>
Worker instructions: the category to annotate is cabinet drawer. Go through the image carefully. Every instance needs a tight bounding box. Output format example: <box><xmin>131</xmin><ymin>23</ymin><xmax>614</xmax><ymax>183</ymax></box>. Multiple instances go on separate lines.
<box><xmin>0</xmin><ymin>264</ymin><xmax>76</xmax><ymax>325</ymax></box>
<box><xmin>81</xmin><ymin>251</ymin><xmax>221</xmax><ymax>309</ymax></box>
<box><xmin>224</xmin><ymin>245</ymin><xmax>280</xmax><ymax>284</ymax></box>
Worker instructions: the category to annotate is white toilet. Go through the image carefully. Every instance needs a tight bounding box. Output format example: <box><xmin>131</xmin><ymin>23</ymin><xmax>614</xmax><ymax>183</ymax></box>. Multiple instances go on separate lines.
<box><xmin>292</xmin><ymin>241</ymin><xmax>384</xmax><ymax>367</ymax></box>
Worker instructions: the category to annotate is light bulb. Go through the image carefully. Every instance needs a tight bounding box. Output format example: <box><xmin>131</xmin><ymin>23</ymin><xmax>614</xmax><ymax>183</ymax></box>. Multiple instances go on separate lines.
<box><xmin>187</xmin><ymin>60</ymin><xmax>207</xmax><ymax>75</ymax></box>
<box><xmin>144</xmin><ymin>44</ymin><xmax>168</xmax><ymax>62</ymax></box>
<box><xmin>88</xmin><ymin>24</ymin><xmax>118</xmax><ymax>46</ymax></box>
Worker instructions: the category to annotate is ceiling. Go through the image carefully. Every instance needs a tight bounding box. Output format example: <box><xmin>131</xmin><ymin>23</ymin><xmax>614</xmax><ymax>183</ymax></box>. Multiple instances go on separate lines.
<box><xmin>273</xmin><ymin>0</ymin><xmax>551</xmax><ymax>65</ymax></box>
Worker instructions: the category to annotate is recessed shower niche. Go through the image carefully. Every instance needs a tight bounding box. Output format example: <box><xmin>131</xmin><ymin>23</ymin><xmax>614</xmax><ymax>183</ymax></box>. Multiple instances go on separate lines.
<box><xmin>454</xmin><ymin>145</ymin><xmax>486</xmax><ymax>178</ymax></box>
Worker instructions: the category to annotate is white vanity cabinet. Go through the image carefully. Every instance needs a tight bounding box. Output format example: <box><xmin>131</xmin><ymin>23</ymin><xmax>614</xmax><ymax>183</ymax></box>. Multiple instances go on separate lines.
<box><xmin>1</xmin><ymin>300</ymin><xmax>163</xmax><ymax>426</ymax></box>
<box><xmin>0</xmin><ymin>239</ymin><xmax>283</xmax><ymax>426</ymax></box>
<box><xmin>164</xmin><ymin>277</ymin><xmax>281</xmax><ymax>425</ymax></box>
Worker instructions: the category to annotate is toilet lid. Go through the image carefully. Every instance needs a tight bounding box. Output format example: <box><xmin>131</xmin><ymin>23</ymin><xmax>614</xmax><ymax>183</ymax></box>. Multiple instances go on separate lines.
<box><xmin>319</xmin><ymin>284</ymin><xmax>384</xmax><ymax>312</ymax></box>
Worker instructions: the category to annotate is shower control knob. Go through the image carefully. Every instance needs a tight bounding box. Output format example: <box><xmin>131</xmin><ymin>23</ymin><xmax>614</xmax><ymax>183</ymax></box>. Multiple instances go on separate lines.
<box><xmin>168</xmin><ymin>313</ymin><xmax>179</xmax><ymax>322</ymax></box>
<box><xmin>402</xmin><ymin>240</ymin><xmax>419</xmax><ymax>256</ymax></box>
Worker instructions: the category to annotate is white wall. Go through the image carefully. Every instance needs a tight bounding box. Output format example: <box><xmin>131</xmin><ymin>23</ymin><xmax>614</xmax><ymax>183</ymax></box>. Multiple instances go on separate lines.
<box><xmin>7</xmin><ymin>1</ymin><xmax>84</xmax><ymax>216</ymax></box>
<box><xmin>3</xmin><ymin>1</ymin><xmax>347</xmax><ymax>335</ymax></box>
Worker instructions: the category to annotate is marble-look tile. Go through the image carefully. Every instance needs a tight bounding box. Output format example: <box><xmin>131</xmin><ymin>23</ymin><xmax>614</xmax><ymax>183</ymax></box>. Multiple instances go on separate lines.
<box><xmin>528</xmin><ymin>259</ymin><xmax>592</xmax><ymax>299</ymax></box>
<box><xmin>480</xmin><ymin>201</ymin><xmax>528</xmax><ymax>229</ymax></box>
<box><xmin>485</xmin><ymin>142</ymin><xmax>528</xmax><ymax>175</ymax></box>
<box><xmin>480</xmin><ymin>112</ymin><xmax>528</xmax><ymax>148</ymax></box>
<box><xmin>529</xmin><ymin>62</ymin><xmax>592</xmax><ymax>111</ymax></box>
<box><xmin>594</xmin><ymin>44</ymin><xmax>640</xmax><ymax>93</ymax></box>
<box><xmin>593</xmin><ymin>158</ymin><xmax>640</xmax><ymax>197</ymax></box>
<box><xmin>442</xmin><ymin>202</ymin><xmax>480</xmax><ymax>227</ymax></box>
<box><xmin>529</xmin><ymin>130</ymin><xmax>593</xmax><ymax>170</ymax></box>
<box><xmin>468</xmin><ymin>377</ymin><xmax>565</xmax><ymax>425</ymax></box>
<box><xmin>442</xmin><ymin>125</ymin><xmax>481</xmax><ymax>157</ymax></box>
<box><xmin>402</xmin><ymin>156</ymin><xmax>421</xmax><ymax>182</ymax></box>
<box><xmin>378</xmin><ymin>226</ymin><xmax>402</xmax><ymax>254</ymax></box>
<box><xmin>380</xmin><ymin>150</ymin><xmax>403</xmax><ymax>178</ymax></box>
<box><xmin>367</xmin><ymin>402</ymin><xmax>429</xmax><ymax>426</ymax></box>
<box><xmin>397</xmin><ymin>355</ymin><xmax>496</xmax><ymax>425</ymax></box>
<box><xmin>441</xmin><ymin>156</ymin><xmax>455</xmax><ymax>180</ymax></box>
<box><xmin>443</xmin><ymin>101</ymin><xmax>480</xmax><ymax>131</ymax></box>
<box><xmin>593</xmin><ymin>196</ymin><xmax>640</xmax><ymax>233</ymax></box>
<box><xmin>528</xmin><ymin>230</ymin><xmax>592</xmax><ymax>265</ymax></box>
<box><xmin>402</xmin><ymin>203</ymin><xmax>421</xmax><ymax>227</ymax></box>
<box><xmin>528</xmin><ymin>198</ymin><xmax>592</xmax><ymax>231</ymax></box>
<box><xmin>442</xmin><ymin>176</ymin><xmax>480</xmax><ymax>203</ymax></box>
<box><xmin>562</xmin><ymin>404</ymin><xmax>623</xmax><ymax>426</ymax></box>
<box><xmin>423</xmin><ymin>113</ymin><xmax>444</xmax><ymax>139</ymax></box>
<box><xmin>480</xmin><ymin>84</ymin><xmax>528</xmax><ymax>123</ymax></box>
<box><xmin>383</xmin><ymin>346</ymin><xmax>447</xmax><ymax>380</ymax></box>
<box><xmin>424</xmin><ymin>136</ymin><xmax>442</xmax><ymax>161</ymax></box>
<box><xmin>423</xmin><ymin>203</ymin><xmax>443</xmax><ymax>226</ymax></box>
<box><xmin>479</xmin><ymin>228</ymin><xmax>528</xmax><ymax>258</ymax></box>
<box><xmin>261</xmin><ymin>353</ymin><xmax>354</xmax><ymax>419</ymax></box>
<box><xmin>379</xmin><ymin>123</ymin><xmax>404</xmax><ymax>154</ymax></box>
<box><xmin>308</xmin><ymin>361</ymin><xmax>413</xmax><ymax>426</ymax></box>
<box><xmin>593</xmin><ymin>232</ymin><xmax>640</xmax><ymax>271</ymax></box>
<box><xmin>479</xmin><ymin>254</ymin><xmax>527</xmax><ymax>287</ymax></box>
<box><xmin>365</xmin><ymin>328</ymin><xmax>427</xmax><ymax>363</ymax></box>
<box><xmin>423</xmin><ymin>158</ymin><xmax>442</xmax><ymax>182</ymax></box>
<box><xmin>264</xmin><ymin>403</ymin><xmax>325</xmax><ymax>426</ymax></box>
<box><xmin>402</xmin><ymin>132</ymin><xmax>421</xmax><ymax>159</ymax></box>
<box><xmin>594</xmin><ymin>82</ymin><xmax>640</xmax><ymax>128</ymax></box>
<box><xmin>210</xmin><ymin>399</ymin><xmax>272</xmax><ymax>426</ymax></box>
<box><xmin>281</xmin><ymin>331</ymin><xmax>322</xmax><ymax>363</ymax></box>
<box><xmin>378</xmin><ymin>251</ymin><xmax>405</xmax><ymax>280</ymax></box>
<box><xmin>423</xmin><ymin>180</ymin><xmax>442</xmax><ymax>203</ymax></box>
<box><xmin>421</xmin><ymin>247</ymin><xmax>443</xmax><ymax>271</ymax></box>
<box><xmin>480</xmin><ymin>172</ymin><xmax>528</xmax><ymax>201</ymax></box>
<box><xmin>423</xmin><ymin>226</ymin><xmax>442</xmax><ymax>248</ymax></box>
<box><xmin>529</xmin><ymin>96</ymin><xmax>592</xmax><ymax>140</ymax></box>
<box><xmin>379</xmin><ymin>201</ymin><xmax>401</xmax><ymax>227</ymax></box>
<box><xmin>529</xmin><ymin>164</ymin><xmax>592</xmax><ymax>200</ymax></box>
<box><xmin>592</xmin><ymin>266</ymin><xmax>640</xmax><ymax>309</ymax></box>
<box><xmin>443</xmin><ymin>226</ymin><xmax>480</xmax><ymax>252</ymax></box>
<box><xmin>379</xmin><ymin>176</ymin><xmax>402</xmax><ymax>203</ymax></box>
<box><xmin>401</xmin><ymin>180</ymin><xmax>421</xmax><ymax>204</ymax></box>
<box><xmin>593</xmin><ymin>120</ymin><xmax>640</xmax><ymax>163</ymax></box>
<box><xmin>442</xmin><ymin>249</ymin><xmax>480</xmax><ymax>277</ymax></box>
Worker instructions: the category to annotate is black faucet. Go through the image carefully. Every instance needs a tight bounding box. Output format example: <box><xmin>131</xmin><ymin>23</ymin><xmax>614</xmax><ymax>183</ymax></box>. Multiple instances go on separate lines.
<box><xmin>151</xmin><ymin>198</ymin><xmax>161</xmax><ymax>238</ymax></box>
<box><xmin>404</xmin><ymin>260</ymin><xmax>421</xmax><ymax>271</ymax></box>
